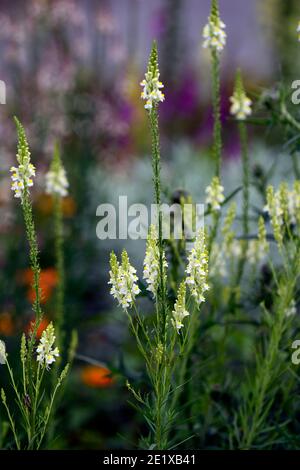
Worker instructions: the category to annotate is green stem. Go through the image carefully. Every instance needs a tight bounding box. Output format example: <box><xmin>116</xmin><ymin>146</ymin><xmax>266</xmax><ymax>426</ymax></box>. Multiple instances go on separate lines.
<box><xmin>149</xmin><ymin>108</ymin><xmax>167</xmax><ymax>342</ymax></box>
<box><xmin>211</xmin><ymin>50</ymin><xmax>222</xmax><ymax>177</ymax></box>
<box><xmin>54</xmin><ymin>195</ymin><xmax>65</xmax><ymax>350</ymax></box>
<box><xmin>2</xmin><ymin>399</ymin><xmax>20</xmax><ymax>450</ymax></box>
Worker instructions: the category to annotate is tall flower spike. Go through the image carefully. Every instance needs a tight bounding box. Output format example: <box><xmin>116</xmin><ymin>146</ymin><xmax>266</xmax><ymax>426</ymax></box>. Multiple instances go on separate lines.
<box><xmin>205</xmin><ymin>176</ymin><xmax>225</xmax><ymax>212</ymax></box>
<box><xmin>10</xmin><ymin>118</ymin><xmax>36</xmax><ymax>199</ymax></box>
<box><xmin>45</xmin><ymin>144</ymin><xmax>69</xmax><ymax>197</ymax></box>
<box><xmin>185</xmin><ymin>228</ymin><xmax>209</xmax><ymax>305</ymax></box>
<box><xmin>230</xmin><ymin>70</ymin><xmax>252</xmax><ymax>120</ymax></box>
<box><xmin>36</xmin><ymin>322</ymin><xmax>59</xmax><ymax>369</ymax></box>
<box><xmin>108</xmin><ymin>250</ymin><xmax>140</xmax><ymax>310</ymax></box>
<box><xmin>143</xmin><ymin>224</ymin><xmax>167</xmax><ymax>298</ymax></box>
<box><xmin>172</xmin><ymin>282</ymin><xmax>190</xmax><ymax>333</ymax></box>
<box><xmin>202</xmin><ymin>0</ymin><xmax>226</xmax><ymax>52</ymax></box>
<box><xmin>140</xmin><ymin>41</ymin><xmax>165</xmax><ymax>111</ymax></box>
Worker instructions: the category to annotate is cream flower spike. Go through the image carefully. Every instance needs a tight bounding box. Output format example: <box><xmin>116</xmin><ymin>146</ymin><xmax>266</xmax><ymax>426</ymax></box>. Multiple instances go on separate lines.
<box><xmin>185</xmin><ymin>228</ymin><xmax>209</xmax><ymax>305</ymax></box>
<box><xmin>172</xmin><ymin>282</ymin><xmax>189</xmax><ymax>333</ymax></box>
<box><xmin>10</xmin><ymin>118</ymin><xmax>36</xmax><ymax>199</ymax></box>
<box><xmin>202</xmin><ymin>0</ymin><xmax>226</xmax><ymax>53</ymax></box>
<box><xmin>45</xmin><ymin>144</ymin><xmax>69</xmax><ymax>198</ymax></box>
<box><xmin>108</xmin><ymin>250</ymin><xmax>140</xmax><ymax>310</ymax></box>
<box><xmin>230</xmin><ymin>70</ymin><xmax>252</xmax><ymax>121</ymax></box>
<box><xmin>140</xmin><ymin>41</ymin><xmax>165</xmax><ymax>111</ymax></box>
<box><xmin>36</xmin><ymin>322</ymin><xmax>59</xmax><ymax>369</ymax></box>
<box><xmin>205</xmin><ymin>176</ymin><xmax>225</xmax><ymax>212</ymax></box>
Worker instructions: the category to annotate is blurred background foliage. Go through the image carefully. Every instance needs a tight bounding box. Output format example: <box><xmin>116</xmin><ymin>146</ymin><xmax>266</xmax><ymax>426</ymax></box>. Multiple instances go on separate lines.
<box><xmin>0</xmin><ymin>0</ymin><xmax>300</xmax><ymax>449</ymax></box>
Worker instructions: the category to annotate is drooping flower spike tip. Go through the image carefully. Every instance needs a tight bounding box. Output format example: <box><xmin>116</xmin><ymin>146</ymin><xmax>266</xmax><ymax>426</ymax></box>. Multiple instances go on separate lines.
<box><xmin>108</xmin><ymin>250</ymin><xmax>140</xmax><ymax>310</ymax></box>
<box><xmin>202</xmin><ymin>0</ymin><xmax>226</xmax><ymax>52</ymax></box>
<box><xmin>36</xmin><ymin>322</ymin><xmax>59</xmax><ymax>369</ymax></box>
<box><xmin>140</xmin><ymin>41</ymin><xmax>165</xmax><ymax>111</ymax></box>
<box><xmin>10</xmin><ymin>118</ymin><xmax>36</xmax><ymax>199</ymax></box>
<box><xmin>45</xmin><ymin>143</ymin><xmax>69</xmax><ymax>198</ymax></box>
<box><xmin>230</xmin><ymin>70</ymin><xmax>252</xmax><ymax>120</ymax></box>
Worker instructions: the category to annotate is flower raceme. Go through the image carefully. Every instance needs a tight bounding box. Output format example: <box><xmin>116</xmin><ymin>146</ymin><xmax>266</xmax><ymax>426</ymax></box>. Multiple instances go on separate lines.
<box><xmin>46</xmin><ymin>144</ymin><xmax>69</xmax><ymax>197</ymax></box>
<box><xmin>143</xmin><ymin>224</ymin><xmax>168</xmax><ymax>298</ymax></box>
<box><xmin>202</xmin><ymin>1</ymin><xmax>226</xmax><ymax>52</ymax></box>
<box><xmin>140</xmin><ymin>42</ymin><xmax>165</xmax><ymax>111</ymax></box>
<box><xmin>36</xmin><ymin>322</ymin><xmax>59</xmax><ymax>369</ymax></box>
<box><xmin>45</xmin><ymin>166</ymin><xmax>69</xmax><ymax>197</ymax></box>
<box><xmin>264</xmin><ymin>182</ymin><xmax>300</xmax><ymax>245</ymax></box>
<box><xmin>10</xmin><ymin>118</ymin><xmax>36</xmax><ymax>199</ymax></box>
<box><xmin>230</xmin><ymin>71</ymin><xmax>252</xmax><ymax>121</ymax></box>
<box><xmin>172</xmin><ymin>282</ymin><xmax>189</xmax><ymax>333</ymax></box>
<box><xmin>109</xmin><ymin>250</ymin><xmax>140</xmax><ymax>310</ymax></box>
<box><xmin>205</xmin><ymin>176</ymin><xmax>225</xmax><ymax>212</ymax></box>
<box><xmin>230</xmin><ymin>93</ymin><xmax>252</xmax><ymax>120</ymax></box>
<box><xmin>10</xmin><ymin>163</ymin><xmax>36</xmax><ymax>199</ymax></box>
<box><xmin>185</xmin><ymin>228</ymin><xmax>209</xmax><ymax>305</ymax></box>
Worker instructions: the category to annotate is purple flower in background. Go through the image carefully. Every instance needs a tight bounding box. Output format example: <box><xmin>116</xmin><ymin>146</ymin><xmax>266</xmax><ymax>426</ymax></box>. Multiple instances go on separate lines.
<box><xmin>161</xmin><ymin>71</ymin><xmax>199</xmax><ymax>120</ymax></box>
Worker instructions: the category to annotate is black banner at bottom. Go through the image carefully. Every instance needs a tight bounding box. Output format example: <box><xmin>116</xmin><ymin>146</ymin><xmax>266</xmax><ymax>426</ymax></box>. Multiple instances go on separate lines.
<box><xmin>0</xmin><ymin>450</ymin><xmax>298</xmax><ymax>466</ymax></box>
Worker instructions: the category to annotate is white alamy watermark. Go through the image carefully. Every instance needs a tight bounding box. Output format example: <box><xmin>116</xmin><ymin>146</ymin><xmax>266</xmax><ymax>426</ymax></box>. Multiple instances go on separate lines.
<box><xmin>291</xmin><ymin>80</ymin><xmax>300</xmax><ymax>104</ymax></box>
<box><xmin>291</xmin><ymin>340</ymin><xmax>300</xmax><ymax>365</ymax></box>
<box><xmin>96</xmin><ymin>196</ymin><xmax>205</xmax><ymax>240</ymax></box>
<box><xmin>0</xmin><ymin>80</ymin><xmax>6</xmax><ymax>104</ymax></box>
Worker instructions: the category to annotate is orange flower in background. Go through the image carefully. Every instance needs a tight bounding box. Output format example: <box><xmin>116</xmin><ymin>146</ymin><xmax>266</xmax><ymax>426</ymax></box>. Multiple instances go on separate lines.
<box><xmin>62</xmin><ymin>196</ymin><xmax>76</xmax><ymax>217</ymax></box>
<box><xmin>36</xmin><ymin>194</ymin><xmax>76</xmax><ymax>218</ymax></box>
<box><xmin>81</xmin><ymin>366</ymin><xmax>115</xmax><ymax>389</ymax></box>
<box><xmin>0</xmin><ymin>312</ymin><xmax>14</xmax><ymax>336</ymax></box>
<box><xmin>20</xmin><ymin>268</ymin><xmax>58</xmax><ymax>304</ymax></box>
<box><xmin>26</xmin><ymin>317</ymin><xmax>49</xmax><ymax>339</ymax></box>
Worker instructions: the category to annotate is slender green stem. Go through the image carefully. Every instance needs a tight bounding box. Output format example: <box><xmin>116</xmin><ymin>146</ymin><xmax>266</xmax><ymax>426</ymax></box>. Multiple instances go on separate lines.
<box><xmin>54</xmin><ymin>195</ymin><xmax>65</xmax><ymax>349</ymax></box>
<box><xmin>2</xmin><ymin>399</ymin><xmax>20</xmax><ymax>450</ymax></box>
<box><xmin>149</xmin><ymin>108</ymin><xmax>167</xmax><ymax>342</ymax></box>
<box><xmin>211</xmin><ymin>50</ymin><xmax>222</xmax><ymax>177</ymax></box>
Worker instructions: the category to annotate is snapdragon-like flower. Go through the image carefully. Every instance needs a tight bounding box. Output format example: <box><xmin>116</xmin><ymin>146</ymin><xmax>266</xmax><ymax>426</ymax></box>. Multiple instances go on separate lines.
<box><xmin>230</xmin><ymin>93</ymin><xmax>252</xmax><ymax>120</ymax></box>
<box><xmin>46</xmin><ymin>166</ymin><xmax>69</xmax><ymax>197</ymax></box>
<box><xmin>10</xmin><ymin>118</ymin><xmax>36</xmax><ymax>199</ymax></box>
<box><xmin>205</xmin><ymin>176</ymin><xmax>225</xmax><ymax>212</ymax></box>
<box><xmin>172</xmin><ymin>282</ymin><xmax>189</xmax><ymax>333</ymax></box>
<box><xmin>186</xmin><ymin>228</ymin><xmax>209</xmax><ymax>305</ymax></box>
<box><xmin>109</xmin><ymin>250</ymin><xmax>140</xmax><ymax>310</ymax></box>
<box><xmin>230</xmin><ymin>70</ymin><xmax>252</xmax><ymax>120</ymax></box>
<box><xmin>140</xmin><ymin>41</ymin><xmax>165</xmax><ymax>111</ymax></box>
<box><xmin>143</xmin><ymin>225</ymin><xmax>167</xmax><ymax>298</ymax></box>
<box><xmin>202</xmin><ymin>1</ymin><xmax>226</xmax><ymax>52</ymax></box>
<box><xmin>45</xmin><ymin>145</ymin><xmax>69</xmax><ymax>197</ymax></box>
<box><xmin>36</xmin><ymin>322</ymin><xmax>59</xmax><ymax>369</ymax></box>
<box><xmin>0</xmin><ymin>340</ymin><xmax>6</xmax><ymax>364</ymax></box>
<box><xmin>10</xmin><ymin>163</ymin><xmax>36</xmax><ymax>199</ymax></box>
